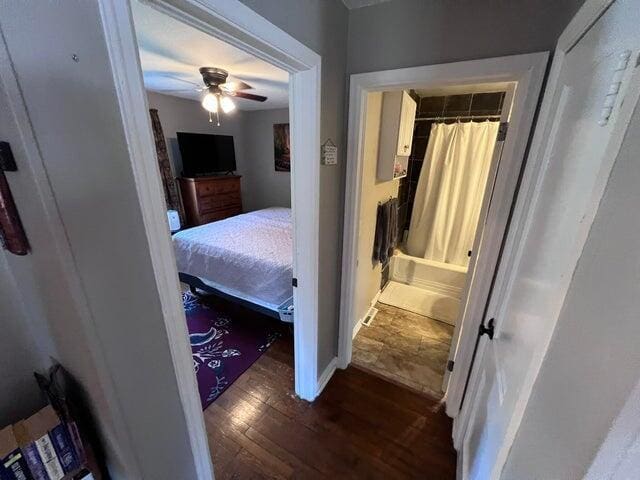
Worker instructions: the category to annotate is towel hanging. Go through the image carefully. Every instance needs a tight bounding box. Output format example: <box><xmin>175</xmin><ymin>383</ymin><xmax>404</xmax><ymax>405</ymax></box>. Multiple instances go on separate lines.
<box><xmin>372</xmin><ymin>197</ymin><xmax>399</xmax><ymax>265</ymax></box>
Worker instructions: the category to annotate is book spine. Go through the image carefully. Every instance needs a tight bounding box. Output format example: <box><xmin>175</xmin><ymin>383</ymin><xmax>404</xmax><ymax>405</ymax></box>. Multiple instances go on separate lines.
<box><xmin>1</xmin><ymin>449</ymin><xmax>34</xmax><ymax>480</ymax></box>
<box><xmin>34</xmin><ymin>434</ymin><xmax>63</xmax><ymax>480</ymax></box>
<box><xmin>65</xmin><ymin>423</ymin><xmax>85</xmax><ymax>467</ymax></box>
<box><xmin>48</xmin><ymin>425</ymin><xmax>77</xmax><ymax>473</ymax></box>
<box><xmin>20</xmin><ymin>444</ymin><xmax>47</xmax><ymax>480</ymax></box>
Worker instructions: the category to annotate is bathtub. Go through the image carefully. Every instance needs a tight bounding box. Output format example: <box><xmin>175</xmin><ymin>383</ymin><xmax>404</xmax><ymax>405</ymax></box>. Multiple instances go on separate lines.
<box><xmin>382</xmin><ymin>252</ymin><xmax>467</xmax><ymax>325</ymax></box>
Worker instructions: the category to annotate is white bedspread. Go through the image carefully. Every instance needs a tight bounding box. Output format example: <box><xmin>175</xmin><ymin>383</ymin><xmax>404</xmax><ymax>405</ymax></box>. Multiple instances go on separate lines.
<box><xmin>172</xmin><ymin>207</ymin><xmax>293</xmax><ymax>310</ymax></box>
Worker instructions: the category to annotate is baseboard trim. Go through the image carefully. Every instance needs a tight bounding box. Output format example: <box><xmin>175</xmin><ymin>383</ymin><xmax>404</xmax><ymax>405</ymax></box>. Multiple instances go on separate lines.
<box><xmin>316</xmin><ymin>357</ymin><xmax>338</xmax><ymax>397</ymax></box>
<box><xmin>371</xmin><ymin>288</ymin><xmax>383</xmax><ymax>305</ymax></box>
<box><xmin>352</xmin><ymin>289</ymin><xmax>383</xmax><ymax>339</ymax></box>
<box><xmin>352</xmin><ymin>317</ymin><xmax>364</xmax><ymax>338</ymax></box>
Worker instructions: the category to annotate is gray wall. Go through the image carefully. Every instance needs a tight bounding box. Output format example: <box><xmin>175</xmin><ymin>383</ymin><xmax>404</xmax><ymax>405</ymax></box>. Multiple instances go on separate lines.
<box><xmin>242</xmin><ymin>108</ymin><xmax>291</xmax><ymax>211</ymax></box>
<box><xmin>147</xmin><ymin>91</ymin><xmax>248</xmax><ymax>180</ymax></box>
<box><xmin>1</xmin><ymin>2</ymin><xmax>198</xmax><ymax>478</ymax></box>
<box><xmin>239</xmin><ymin>0</ymin><xmax>350</xmax><ymax>374</ymax></box>
<box><xmin>238</xmin><ymin>0</ymin><xmax>583</xmax><ymax>375</ymax></box>
<box><xmin>0</xmin><ymin>253</ymin><xmax>46</xmax><ymax>427</ymax></box>
<box><xmin>502</xmin><ymin>105</ymin><xmax>640</xmax><ymax>479</ymax></box>
<box><xmin>347</xmin><ymin>0</ymin><xmax>584</xmax><ymax>74</ymax></box>
<box><xmin>147</xmin><ymin>92</ymin><xmax>290</xmax><ymax>212</ymax></box>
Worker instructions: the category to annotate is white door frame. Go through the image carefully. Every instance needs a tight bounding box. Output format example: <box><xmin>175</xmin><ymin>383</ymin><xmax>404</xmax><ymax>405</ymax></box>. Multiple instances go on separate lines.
<box><xmin>99</xmin><ymin>0</ymin><xmax>321</xmax><ymax>477</ymax></box>
<box><xmin>453</xmin><ymin>0</ymin><xmax>640</xmax><ymax>475</ymax></box>
<box><xmin>337</xmin><ymin>54</ymin><xmax>548</xmax><ymax>408</ymax></box>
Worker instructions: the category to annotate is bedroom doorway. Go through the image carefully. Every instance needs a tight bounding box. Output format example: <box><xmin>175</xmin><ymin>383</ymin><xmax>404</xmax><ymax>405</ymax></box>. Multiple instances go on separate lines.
<box><xmin>130</xmin><ymin>0</ymin><xmax>298</xmax><ymax>416</ymax></box>
<box><xmin>339</xmin><ymin>53</ymin><xmax>548</xmax><ymax>417</ymax></box>
<box><xmin>103</xmin><ymin>0</ymin><xmax>322</xmax><ymax>477</ymax></box>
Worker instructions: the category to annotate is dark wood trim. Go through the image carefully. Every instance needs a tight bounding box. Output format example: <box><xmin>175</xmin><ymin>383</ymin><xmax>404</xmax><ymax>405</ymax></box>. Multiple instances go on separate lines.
<box><xmin>0</xmin><ymin>170</ymin><xmax>29</xmax><ymax>255</ymax></box>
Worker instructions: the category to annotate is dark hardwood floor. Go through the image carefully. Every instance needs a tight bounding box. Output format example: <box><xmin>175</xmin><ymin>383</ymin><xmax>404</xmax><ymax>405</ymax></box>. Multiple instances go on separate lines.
<box><xmin>205</xmin><ymin>332</ymin><xmax>457</xmax><ymax>479</ymax></box>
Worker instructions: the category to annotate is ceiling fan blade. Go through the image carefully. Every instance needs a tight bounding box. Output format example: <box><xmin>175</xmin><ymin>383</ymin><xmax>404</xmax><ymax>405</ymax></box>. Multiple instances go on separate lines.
<box><xmin>219</xmin><ymin>80</ymin><xmax>253</xmax><ymax>92</ymax></box>
<box><xmin>160</xmin><ymin>73</ymin><xmax>202</xmax><ymax>87</ymax></box>
<box><xmin>158</xmin><ymin>88</ymin><xmax>202</xmax><ymax>93</ymax></box>
<box><xmin>230</xmin><ymin>91</ymin><xmax>267</xmax><ymax>102</ymax></box>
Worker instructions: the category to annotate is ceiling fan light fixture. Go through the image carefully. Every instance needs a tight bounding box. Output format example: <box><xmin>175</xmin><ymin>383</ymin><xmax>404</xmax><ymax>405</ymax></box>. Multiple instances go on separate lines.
<box><xmin>201</xmin><ymin>92</ymin><xmax>218</xmax><ymax>113</ymax></box>
<box><xmin>220</xmin><ymin>96</ymin><xmax>236</xmax><ymax>114</ymax></box>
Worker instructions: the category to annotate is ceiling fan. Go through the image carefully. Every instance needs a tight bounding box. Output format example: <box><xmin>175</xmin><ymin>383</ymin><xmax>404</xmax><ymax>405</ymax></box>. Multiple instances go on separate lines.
<box><xmin>197</xmin><ymin>67</ymin><xmax>267</xmax><ymax>125</ymax></box>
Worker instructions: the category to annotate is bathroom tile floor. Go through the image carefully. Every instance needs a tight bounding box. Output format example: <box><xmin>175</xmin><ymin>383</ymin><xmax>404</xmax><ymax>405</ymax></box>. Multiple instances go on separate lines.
<box><xmin>352</xmin><ymin>303</ymin><xmax>454</xmax><ymax>398</ymax></box>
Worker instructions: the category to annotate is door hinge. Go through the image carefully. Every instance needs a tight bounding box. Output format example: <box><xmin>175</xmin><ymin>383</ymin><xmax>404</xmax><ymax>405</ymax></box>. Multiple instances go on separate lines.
<box><xmin>497</xmin><ymin>122</ymin><xmax>509</xmax><ymax>142</ymax></box>
<box><xmin>447</xmin><ymin>360</ymin><xmax>455</xmax><ymax>372</ymax></box>
<box><xmin>292</xmin><ymin>277</ymin><xmax>298</xmax><ymax>287</ymax></box>
<box><xmin>479</xmin><ymin>318</ymin><xmax>495</xmax><ymax>340</ymax></box>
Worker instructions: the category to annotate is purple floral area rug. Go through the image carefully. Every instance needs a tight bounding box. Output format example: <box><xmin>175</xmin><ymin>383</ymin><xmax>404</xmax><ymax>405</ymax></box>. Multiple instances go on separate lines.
<box><xmin>182</xmin><ymin>291</ymin><xmax>281</xmax><ymax>410</ymax></box>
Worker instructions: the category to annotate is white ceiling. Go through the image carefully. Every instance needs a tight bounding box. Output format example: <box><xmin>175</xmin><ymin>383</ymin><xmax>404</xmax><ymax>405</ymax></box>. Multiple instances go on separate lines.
<box><xmin>131</xmin><ymin>1</ymin><xmax>289</xmax><ymax>110</ymax></box>
<box><xmin>341</xmin><ymin>0</ymin><xmax>392</xmax><ymax>9</ymax></box>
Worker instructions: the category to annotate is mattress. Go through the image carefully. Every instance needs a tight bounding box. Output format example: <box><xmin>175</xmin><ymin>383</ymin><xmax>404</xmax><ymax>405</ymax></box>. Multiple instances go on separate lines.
<box><xmin>172</xmin><ymin>207</ymin><xmax>293</xmax><ymax>310</ymax></box>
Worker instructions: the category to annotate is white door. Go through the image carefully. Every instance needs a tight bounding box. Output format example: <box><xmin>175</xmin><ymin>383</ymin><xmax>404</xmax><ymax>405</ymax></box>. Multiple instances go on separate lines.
<box><xmin>396</xmin><ymin>91</ymin><xmax>417</xmax><ymax>156</ymax></box>
<box><xmin>457</xmin><ymin>1</ymin><xmax>640</xmax><ymax>479</ymax></box>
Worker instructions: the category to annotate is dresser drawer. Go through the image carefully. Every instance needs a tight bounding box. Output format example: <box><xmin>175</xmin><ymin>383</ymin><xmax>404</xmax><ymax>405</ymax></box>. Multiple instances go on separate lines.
<box><xmin>197</xmin><ymin>179</ymin><xmax>240</xmax><ymax>196</ymax></box>
<box><xmin>200</xmin><ymin>206</ymin><xmax>242</xmax><ymax>224</ymax></box>
<box><xmin>198</xmin><ymin>192</ymin><xmax>241</xmax><ymax>213</ymax></box>
<box><xmin>179</xmin><ymin>175</ymin><xmax>242</xmax><ymax>226</ymax></box>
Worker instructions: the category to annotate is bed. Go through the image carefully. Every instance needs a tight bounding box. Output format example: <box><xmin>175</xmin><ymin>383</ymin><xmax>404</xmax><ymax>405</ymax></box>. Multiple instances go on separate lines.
<box><xmin>172</xmin><ymin>207</ymin><xmax>294</xmax><ymax>321</ymax></box>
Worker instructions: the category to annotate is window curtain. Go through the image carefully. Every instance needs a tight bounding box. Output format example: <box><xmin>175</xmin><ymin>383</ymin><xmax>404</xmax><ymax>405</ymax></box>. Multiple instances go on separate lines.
<box><xmin>149</xmin><ymin>108</ymin><xmax>184</xmax><ymax>222</ymax></box>
<box><xmin>406</xmin><ymin>121</ymin><xmax>499</xmax><ymax>267</ymax></box>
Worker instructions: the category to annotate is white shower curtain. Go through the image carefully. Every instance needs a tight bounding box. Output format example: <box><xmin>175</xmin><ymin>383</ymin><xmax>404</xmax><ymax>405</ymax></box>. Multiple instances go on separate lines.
<box><xmin>406</xmin><ymin>121</ymin><xmax>499</xmax><ymax>267</ymax></box>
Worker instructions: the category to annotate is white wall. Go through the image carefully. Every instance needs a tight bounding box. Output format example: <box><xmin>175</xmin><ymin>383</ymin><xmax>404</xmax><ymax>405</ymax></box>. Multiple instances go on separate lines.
<box><xmin>584</xmin><ymin>375</ymin><xmax>640</xmax><ymax>479</ymax></box>
<box><xmin>238</xmin><ymin>0</ymin><xmax>349</xmax><ymax>374</ymax></box>
<box><xmin>242</xmin><ymin>108</ymin><xmax>291</xmax><ymax>211</ymax></box>
<box><xmin>502</xmin><ymin>106</ymin><xmax>640</xmax><ymax>479</ymax></box>
<box><xmin>347</xmin><ymin>0</ymin><xmax>584</xmax><ymax>75</ymax></box>
<box><xmin>147</xmin><ymin>92</ymin><xmax>290</xmax><ymax>213</ymax></box>
<box><xmin>353</xmin><ymin>93</ymin><xmax>399</xmax><ymax>328</ymax></box>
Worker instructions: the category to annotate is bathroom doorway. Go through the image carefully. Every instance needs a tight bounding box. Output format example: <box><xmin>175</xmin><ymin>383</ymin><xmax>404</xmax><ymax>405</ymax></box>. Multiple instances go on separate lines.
<box><xmin>338</xmin><ymin>54</ymin><xmax>548</xmax><ymax>412</ymax></box>
<box><xmin>352</xmin><ymin>86</ymin><xmax>510</xmax><ymax>397</ymax></box>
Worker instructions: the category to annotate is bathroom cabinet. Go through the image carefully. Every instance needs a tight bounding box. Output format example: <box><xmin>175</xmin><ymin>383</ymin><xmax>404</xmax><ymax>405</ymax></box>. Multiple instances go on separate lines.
<box><xmin>377</xmin><ymin>90</ymin><xmax>417</xmax><ymax>181</ymax></box>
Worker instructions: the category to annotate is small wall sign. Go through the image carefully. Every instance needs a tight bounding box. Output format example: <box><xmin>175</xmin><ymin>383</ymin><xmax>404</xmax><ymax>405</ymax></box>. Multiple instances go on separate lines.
<box><xmin>321</xmin><ymin>139</ymin><xmax>337</xmax><ymax>165</ymax></box>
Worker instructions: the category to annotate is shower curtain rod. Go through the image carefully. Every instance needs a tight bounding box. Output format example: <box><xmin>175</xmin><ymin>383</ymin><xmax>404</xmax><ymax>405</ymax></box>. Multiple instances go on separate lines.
<box><xmin>415</xmin><ymin>114</ymin><xmax>502</xmax><ymax>121</ymax></box>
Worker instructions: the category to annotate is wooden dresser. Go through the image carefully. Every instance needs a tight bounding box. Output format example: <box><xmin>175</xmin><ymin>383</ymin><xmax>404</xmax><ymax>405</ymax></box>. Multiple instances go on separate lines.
<box><xmin>178</xmin><ymin>175</ymin><xmax>242</xmax><ymax>226</ymax></box>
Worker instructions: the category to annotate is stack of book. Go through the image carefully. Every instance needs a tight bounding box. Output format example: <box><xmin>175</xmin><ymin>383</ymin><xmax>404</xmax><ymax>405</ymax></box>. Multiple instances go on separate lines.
<box><xmin>0</xmin><ymin>406</ymin><xmax>92</xmax><ymax>480</ymax></box>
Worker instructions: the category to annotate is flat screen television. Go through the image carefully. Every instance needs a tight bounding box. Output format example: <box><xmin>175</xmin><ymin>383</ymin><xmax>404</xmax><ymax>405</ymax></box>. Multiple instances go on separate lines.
<box><xmin>177</xmin><ymin>132</ymin><xmax>236</xmax><ymax>176</ymax></box>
